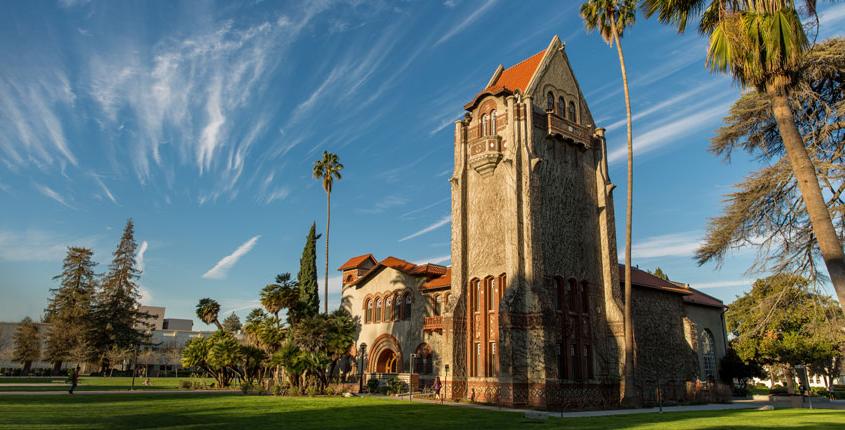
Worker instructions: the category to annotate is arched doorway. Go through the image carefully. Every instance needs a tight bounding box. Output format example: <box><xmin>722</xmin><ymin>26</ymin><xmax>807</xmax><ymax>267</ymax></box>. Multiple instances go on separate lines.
<box><xmin>376</xmin><ymin>349</ymin><xmax>398</xmax><ymax>373</ymax></box>
<box><xmin>368</xmin><ymin>334</ymin><xmax>402</xmax><ymax>374</ymax></box>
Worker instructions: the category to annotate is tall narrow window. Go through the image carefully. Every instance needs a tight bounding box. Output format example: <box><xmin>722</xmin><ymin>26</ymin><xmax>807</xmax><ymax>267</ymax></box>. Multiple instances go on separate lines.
<box><xmin>490</xmin><ymin>109</ymin><xmax>497</xmax><ymax>134</ymax></box>
<box><xmin>486</xmin><ymin>277</ymin><xmax>495</xmax><ymax>311</ymax></box>
<box><xmin>471</xmin><ymin>279</ymin><xmax>480</xmax><ymax>313</ymax></box>
<box><xmin>474</xmin><ymin>342</ymin><xmax>481</xmax><ymax>377</ymax></box>
<box><xmin>366</xmin><ymin>299</ymin><xmax>373</xmax><ymax>323</ymax></box>
<box><xmin>701</xmin><ymin>329</ymin><xmax>716</xmax><ymax>380</ymax></box>
<box><xmin>404</xmin><ymin>294</ymin><xmax>412</xmax><ymax>320</ymax></box>
<box><xmin>375</xmin><ymin>298</ymin><xmax>382</xmax><ymax>322</ymax></box>
<box><xmin>557</xmin><ymin>96</ymin><xmax>565</xmax><ymax>116</ymax></box>
<box><xmin>498</xmin><ymin>273</ymin><xmax>506</xmax><ymax>302</ymax></box>
<box><xmin>436</xmin><ymin>294</ymin><xmax>443</xmax><ymax>316</ymax></box>
<box><xmin>568</xmin><ymin>279</ymin><xmax>579</xmax><ymax>312</ymax></box>
<box><xmin>394</xmin><ymin>295</ymin><xmax>402</xmax><ymax>321</ymax></box>
<box><xmin>486</xmin><ymin>341</ymin><xmax>497</xmax><ymax>377</ymax></box>
<box><xmin>581</xmin><ymin>281</ymin><xmax>590</xmax><ymax>313</ymax></box>
<box><xmin>385</xmin><ymin>296</ymin><xmax>393</xmax><ymax>321</ymax></box>
<box><xmin>555</xmin><ymin>277</ymin><xmax>565</xmax><ymax>312</ymax></box>
<box><xmin>481</xmin><ymin>114</ymin><xmax>489</xmax><ymax>137</ymax></box>
<box><xmin>546</xmin><ymin>91</ymin><xmax>555</xmax><ymax>112</ymax></box>
<box><xmin>568</xmin><ymin>101</ymin><xmax>577</xmax><ymax>122</ymax></box>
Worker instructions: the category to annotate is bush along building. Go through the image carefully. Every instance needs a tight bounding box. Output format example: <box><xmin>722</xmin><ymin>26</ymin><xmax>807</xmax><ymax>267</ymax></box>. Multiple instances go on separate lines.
<box><xmin>340</xmin><ymin>36</ymin><xmax>728</xmax><ymax>409</ymax></box>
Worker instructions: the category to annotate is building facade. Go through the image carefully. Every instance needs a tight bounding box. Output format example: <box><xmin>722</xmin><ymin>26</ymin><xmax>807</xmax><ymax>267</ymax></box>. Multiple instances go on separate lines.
<box><xmin>341</xmin><ymin>36</ymin><xmax>729</xmax><ymax>409</ymax></box>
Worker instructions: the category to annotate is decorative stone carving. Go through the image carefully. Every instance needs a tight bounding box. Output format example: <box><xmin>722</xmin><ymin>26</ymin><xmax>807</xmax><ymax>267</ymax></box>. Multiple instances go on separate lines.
<box><xmin>468</xmin><ymin>135</ymin><xmax>503</xmax><ymax>177</ymax></box>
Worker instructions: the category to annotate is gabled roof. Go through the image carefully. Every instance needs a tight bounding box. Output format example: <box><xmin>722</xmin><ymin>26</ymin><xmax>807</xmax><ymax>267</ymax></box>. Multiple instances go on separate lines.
<box><xmin>337</xmin><ymin>253</ymin><xmax>377</xmax><ymax>271</ymax></box>
<box><xmin>682</xmin><ymin>286</ymin><xmax>726</xmax><ymax>309</ymax></box>
<box><xmin>380</xmin><ymin>256</ymin><xmax>417</xmax><ymax>273</ymax></box>
<box><xmin>620</xmin><ymin>265</ymin><xmax>691</xmax><ymax>296</ymax></box>
<box><xmin>464</xmin><ymin>49</ymin><xmax>546</xmax><ymax>110</ymax></box>
<box><xmin>422</xmin><ymin>268</ymin><xmax>451</xmax><ymax>291</ymax></box>
<box><xmin>410</xmin><ymin>263</ymin><xmax>448</xmax><ymax>277</ymax></box>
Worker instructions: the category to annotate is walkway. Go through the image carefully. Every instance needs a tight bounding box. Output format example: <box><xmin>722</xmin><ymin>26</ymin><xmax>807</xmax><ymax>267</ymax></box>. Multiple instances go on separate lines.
<box><xmin>389</xmin><ymin>395</ymin><xmax>844</xmax><ymax>418</ymax></box>
<box><xmin>0</xmin><ymin>389</ymin><xmax>236</xmax><ymax>395</ymax></box>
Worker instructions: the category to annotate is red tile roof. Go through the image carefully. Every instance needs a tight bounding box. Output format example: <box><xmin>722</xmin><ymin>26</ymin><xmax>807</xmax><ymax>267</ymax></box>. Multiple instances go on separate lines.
<box><xmin>465</xmin><ymin>49</ymin><xmax>547</xmax><ymax>110</ymax></box>
<box><xmin>410</xmin><ymin>263</ymin><xmax>448</xmax><ymax>277</ymax></box>
<box><xmin>488</xmin><ymin>49</ymin><xmax>546</xmax><ymax>93</ymax></box>
<box><xmin>380</xmin><ymin>256</ymin><xmax>417</xmax><ymax>273</ymax></box>
<box><xmin>337</xmin><ymin>253</ymin><xmax>377</xmax><ymax>271</ymax></box>
<box><xmin>682</xmin><ymin>287</ymin><xmax>726</xmax><ymax>309</ymax></box>
<box><xmin>619</xmin><ymin>265</ymin><xmax>691</xmax><ymax>295</ymax></box>
<box><xmin>422</xmin><ymin>268</ymin><xmax>451</xmax><ymax>290</ymax></box>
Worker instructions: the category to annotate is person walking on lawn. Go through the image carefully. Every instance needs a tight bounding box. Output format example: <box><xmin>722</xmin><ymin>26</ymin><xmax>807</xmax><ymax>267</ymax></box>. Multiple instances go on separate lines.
<box><xmin>68</xmin><ymin>366</ymin><xmax>80</xmax><ymax>394</ymax></box>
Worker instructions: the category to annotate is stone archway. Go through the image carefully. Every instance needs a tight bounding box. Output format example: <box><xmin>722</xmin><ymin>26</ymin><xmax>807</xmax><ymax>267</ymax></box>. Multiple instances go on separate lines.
<box><xmin>376</xmin><ymin>349</ymin><xmax>398</xmax><ymax>373</ymax></box>
<box><xmin>368</xmin><ymin>333</ymin><xmax>402</xmax><ymax>373</ymax></box>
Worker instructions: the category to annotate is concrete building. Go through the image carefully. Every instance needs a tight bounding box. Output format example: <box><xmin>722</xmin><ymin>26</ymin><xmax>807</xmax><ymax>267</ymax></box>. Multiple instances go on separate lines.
<box><xmin>341</xmin><ymin>36</ymin><xmax>731</xmax><ymax>409</ymax></box>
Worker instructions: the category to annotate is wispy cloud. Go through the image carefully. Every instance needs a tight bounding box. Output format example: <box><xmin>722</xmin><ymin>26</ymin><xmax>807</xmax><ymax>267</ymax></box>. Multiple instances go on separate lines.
<box><xmin>435</xmin><ymin>0</ymin><xmax>498</xmax><ymax>46</ymax></box>
<box><xmin>136</xmin><ymin>240</ymin><xmax>149</xmax><ymax>273</ymax></box>
<box><xmin>92</xmin><ymin>175</ymin><xmax>118</xmax><ymax>205</ymax></box>
<box><xmin>604</xmin><ymin>81</ymin><xmax>722</xmax><ymax>133</ymax></box>
<box><xmin>202</xmin><ymin>235</ymin><xmax>260</xmax><ymax>280</ymax></box>
<box><xmin>607</xmin><ymin>97</ymin><xmax>733</xmax><ymax>164</ymax></box>
<box><xmin>691</xmin><ymin>279</ymin><xmax>752</xmax><ymax>289</ymax></box>
<box><xmin>401</xmin><ymin>197</ymin><xmax>450</xmax><ymax>219</ymax></box>
<box><xmin>632</xmin><ymin>231</ymin><xmax>703</xmax><ymax>259</ymax></box>
<box><xmin>357</xmin><ymin>195</ymin><xmax>408</xmax><ymax>214</ymax></box>
<box><xmin>264</xmin><ymin>187</ymin><xmax>290</xmax><ymax>204</ymax></box>
<box><xmin>399</xmin><ymin>215</ymin><xmax>451</xmax><ymax>242</ymax></box>
<box><xmin>35</xmin><ymin>183</ymin><xmax>74</xmax><ymax>209</ymax></box>
<box><xmin>0</xmin><ymin>229</ymin><xmax>97</xmax><ymax>262</ymax></box>
<box><xmin>413</xmin><ymin>255</ymin><xmax>451</xmax><ymax>265</ymax></box>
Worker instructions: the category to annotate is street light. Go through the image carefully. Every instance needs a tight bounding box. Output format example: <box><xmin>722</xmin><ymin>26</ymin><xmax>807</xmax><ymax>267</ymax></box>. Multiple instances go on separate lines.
<box><xmin>358</xmin><ymin>343</ymin><xmax>366</xmax><ymax>394</ymax></box>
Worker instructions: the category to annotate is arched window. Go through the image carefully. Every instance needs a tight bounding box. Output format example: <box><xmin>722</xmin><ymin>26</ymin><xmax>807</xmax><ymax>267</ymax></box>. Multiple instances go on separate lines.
<box><xmin>366</xmin><ymin>299</ymin><xmax>373</xmax><ymax>323</ymax></box>
<box><xmin>481</xmin><ymin>114</ymin><xmax>489</xmax><ymax>137</ymax></box>
<box><xmin>568</xmin><ymin>279</ymin><xmax>578</xmax><ymax>312</ymax></box>
<box><xmin>490</xmin><ymin>109</ymin><xmax>497</xmax><ymax>135</ymax></box>
<box><xmin>394</xmin><ymin>295</ymin><xmax>402</xmax><ymax>321</ymax></box>
<box><xmin>375</xmin><ymin>297</ymin><xmax>383</xmax><ymax>323</ymax></box>
<box><xmin>485</xmin><ymin>277</ymin><xmax>495</xmax><ymax>311</ymax></box>
<box><xmin>385</xmin><ymin>296</ymin><xmax>393</xmax><ymax>321</ymax></box>
<box><xmin>546</xmin><ymin>91</ymin><xmax>555</xmax><ymax>112</ymax></box>
<box><xmin>555</xmin><ymin>277</ymin><xmax>565</xmax><ymax>312</ymax></box>
<box><xmin>557</xmin><ymin>96</ymin><xmax>565</xmax><ymax>117</ymax></box>
<box><xmin>568</xmin><ymin>101</ymin><xmax>577</xmax><ymax>122</ymax></box>
<box><xmin>435</xmin><ymin>294</ymin><xmax>443</xmax><ymax>316</ymax></box>
<box><xmin>403</xmin><ymin>294</ymin><xmax>412</xmax><ymax>320</ymax></box>
<box><xmin>701</xmin><ymin>329</ymin><xmax>716</xmax><ymax>380</ymax></box>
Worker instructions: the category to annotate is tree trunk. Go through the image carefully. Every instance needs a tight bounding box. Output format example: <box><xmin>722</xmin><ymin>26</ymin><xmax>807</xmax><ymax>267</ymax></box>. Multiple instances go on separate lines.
<box><xmin>214</xmin><ymin>320</ymin><xmax>224</xmax><ymax>332</ymax></box>
<box><xmin>613</xmin><ymin>19</ymin><xmax>638</xmax><ymax>407</ymax></box>
<box><xmin>325</xmin><ymin>190</ymin><xmax>331</xmax><ymax>314</ymax></box>
<box><xmin>768</xmin><ymin>88</ymin><xmax>845</xmax><ymax>308</ymax></box>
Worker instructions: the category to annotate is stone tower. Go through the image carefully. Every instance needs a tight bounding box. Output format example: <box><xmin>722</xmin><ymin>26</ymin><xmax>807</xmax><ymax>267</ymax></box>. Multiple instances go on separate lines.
<box><xmin>448</xmin><ymin>36</ymin><xmax>625</xmax><ymax>408</ymax></box>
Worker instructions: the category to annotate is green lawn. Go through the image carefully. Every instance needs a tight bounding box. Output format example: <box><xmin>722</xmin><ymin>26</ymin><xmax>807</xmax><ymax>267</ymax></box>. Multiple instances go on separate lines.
<box><xmin>0</xmin><ymin>394</ymin><xmax>841</xmax><ymax>429</ymax></box>
<box><xmin>0</xmin><ymin>376</ymin><xmax>215</xmax><ymax>391</ymax></box>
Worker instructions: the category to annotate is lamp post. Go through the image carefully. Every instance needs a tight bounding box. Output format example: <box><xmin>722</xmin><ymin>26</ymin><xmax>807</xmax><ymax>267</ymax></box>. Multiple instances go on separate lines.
<box><xmin>410</xmin><ymin>353</ymin><xmax>417</xmax><ymax>403</ymax></box>
<box><xmin>359</xmin><ymin>343</ymin><xmax>366</xmax><ymax>394</ymax></box>
<box><xmin>443</xmin><ymin>364</ymin><xmax>449</xmax><ymax>405</ymax></box>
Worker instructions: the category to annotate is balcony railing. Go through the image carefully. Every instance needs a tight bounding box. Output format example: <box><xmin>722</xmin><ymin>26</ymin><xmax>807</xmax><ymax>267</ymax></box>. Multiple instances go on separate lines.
<box><xmin>546</xmin><ymin>112</ymin><xmax>593</xmax><ymax>148</ymax></box>
<box><xmin>423</xmin><ymin>316</ymin><xmax>444</xmax><ymax>332</ymax></box>
<box><xmin>467</xmin><ymin>135</ymin><xmax>502</xmax><ymax>177</ymax></box>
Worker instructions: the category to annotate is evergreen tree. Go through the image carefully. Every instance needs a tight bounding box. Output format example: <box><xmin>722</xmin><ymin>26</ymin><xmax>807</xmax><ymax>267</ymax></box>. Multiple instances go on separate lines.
<box><xmin>90</xmin><ymin>219</ymin><xmax>150</xmax><ymax>371</ymax></box>
<box><xmin>222</xmin><ymin>312</ymin><xmax>242</xmax><ymax>333</ymax></box>
<box><xmin>13</xmin><ymin>317</ymin><xmax>41</xmax><ymax>374</ymax></box>
<box><xmin>297</xmin><ymin>223</ymin><xmax>320</xmax><ymax>317</ymax></box>
<box><xmin>44</xmin><ymin>247</ymin><xmax>97</xmax><ymax>367</ymax></box>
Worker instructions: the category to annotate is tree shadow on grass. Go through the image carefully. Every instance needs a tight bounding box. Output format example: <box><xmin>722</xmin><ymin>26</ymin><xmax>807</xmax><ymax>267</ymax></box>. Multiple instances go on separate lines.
<box><xmin>0</xmin><ymin>394</ymin><xmax>843</xmax><ymax>430</ymax></box>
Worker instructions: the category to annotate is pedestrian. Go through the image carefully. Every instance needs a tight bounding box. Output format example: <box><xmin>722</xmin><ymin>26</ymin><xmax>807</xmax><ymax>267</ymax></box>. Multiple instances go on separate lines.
<box><xmin>433</xmin><ymin>376</ymin><xmax>442</xmax><ymax>401</ymax></box>
<box><xmin>68</xmin><ymin>366</ymin><xmax>80</xmax><ymax>395</ymax></box>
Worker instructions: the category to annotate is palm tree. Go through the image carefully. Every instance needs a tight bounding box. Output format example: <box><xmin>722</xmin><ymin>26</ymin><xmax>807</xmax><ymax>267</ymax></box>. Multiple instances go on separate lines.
<box><xmin>313</xmin><ymin>151</ymin><xmax>344</xmax><ymax>314</ymax></box>
<box><xmin>262</xmin><ymin>273</ymin><xmax>301</xmax><ymax>322</ymax></box>
<box><xmin>260</xmin><ymin>284</ymin><xmax>285</xmax><ymax>319</ymax></box>
<box><xmin>580</xmin><ymin>0</ymin><xmax>638</xmax><ymax>405</ymax></box>
<box><xmin>195</xmin><ymin>298</ymin><xmax>223</xmax><ymax>331</ymax></box>
<box><xmin>643</xmin><ymin>0</ymin><xmax>845</xmax><ymax>308</ymax></box>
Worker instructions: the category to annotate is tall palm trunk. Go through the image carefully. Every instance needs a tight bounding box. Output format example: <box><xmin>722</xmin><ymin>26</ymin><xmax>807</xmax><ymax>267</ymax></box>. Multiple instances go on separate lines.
<box><xmin>768</xmin><ymin>85</ymin><xmax>845</xmax><ymax>307</ymax></box>
<box><xmin>324</xmin><ymin>190</ymin><xmax>331</xmax><ymax>314</ymax></box>
<box><xmin>612</xmin><ymin>16</ymin><xmax>637</xmax><ymax>405</ymax></box>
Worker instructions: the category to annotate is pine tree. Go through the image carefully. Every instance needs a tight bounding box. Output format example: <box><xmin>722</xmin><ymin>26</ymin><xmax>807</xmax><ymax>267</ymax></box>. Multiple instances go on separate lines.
<box><xmin>297</xmin><ymin>223</ymin><xmax>321</xmax><ymax>317</ymax></box>
<box><xmin>44</xmin><ymin>247</ymin><xmax>97</xmax><ymax>368</ymax></box>
<box><xmin>13</xmin><ymin>317</ymin><xmax>41</xmax><ymax>374</ymax></box>
<box><xmin>222</xmin><ymin>312</ymin><xmax>242</xmax><ymax>333</ymax></box>
<box><xmin>90</xmin><ymin>219</ymin><xmax>150</xmax><ymax>371</ymax></box>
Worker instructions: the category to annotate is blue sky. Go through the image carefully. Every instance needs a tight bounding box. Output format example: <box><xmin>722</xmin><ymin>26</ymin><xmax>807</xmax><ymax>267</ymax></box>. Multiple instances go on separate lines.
<box><xmin>2</xmin><ymin>1</ymin><xmax>843</xmax><ymax>329</ymax></box>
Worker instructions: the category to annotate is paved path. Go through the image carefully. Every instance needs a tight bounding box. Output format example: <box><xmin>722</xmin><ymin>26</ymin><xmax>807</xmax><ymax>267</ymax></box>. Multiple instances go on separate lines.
<box><xmin>389</xmin><ymin>395</ymin><xmax>843</xmax><ymax>418</ymax></box>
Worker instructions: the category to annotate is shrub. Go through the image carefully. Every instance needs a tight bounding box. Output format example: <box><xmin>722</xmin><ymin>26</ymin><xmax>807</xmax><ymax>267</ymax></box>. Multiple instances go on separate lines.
<box><xmin>192</xmin><ymin>381</ymin><xmax>206</xmax><ymax>390</ymax></box>
<box><xmin>179</xmin><ymin>380</ymin><xmax>192</xmax><ymax>390</ymax></box>
<box><xmin>240</xmin><ymin>382</ymin><xmax>253</xmax><ymax>394</ymax></box>
<box><xmin>367</xmin><ymin>378</ymin><xmax>380</xmax><ymax>393</ymax></box>
<box><xmin>769</xmin><ymin>385</ymin><xmax>788</xmax><ymax>395</ymax></box>
<box><xmin>271</xmin><ymin>384</ymin><xmax>285</xmax><ymax>396</ymax></box>
<box><xmin>377</xmin><ymin>386</ymin><xmax>390</xmax><ymax>395</ymax></box>
<box><xmin>387</xmin><ymin>376</ymin><xmax>406</xmax><ymax>395</ymax></box>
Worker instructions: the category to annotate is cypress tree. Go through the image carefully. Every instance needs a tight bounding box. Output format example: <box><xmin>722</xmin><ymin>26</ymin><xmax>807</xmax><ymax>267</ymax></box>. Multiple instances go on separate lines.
<box><xmin>45</xmin><ymin>247</ymin><xmax>97</xmax><ymax>368</ymax></box>
<box><xmin>90</xmin><ymin>219</ymin><xmax>150</xmax><ymax>371</ymax></box>
<box><xmin>297</xmin><ymin>223</ymin><xmax>320</xmax><ymax>317</ymax></box>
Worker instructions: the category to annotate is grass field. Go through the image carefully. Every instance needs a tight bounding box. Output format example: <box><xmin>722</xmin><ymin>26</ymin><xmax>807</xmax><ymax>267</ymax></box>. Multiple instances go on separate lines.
<box><xmin>0</xmin><ymin>394</ymin><xmax>841</xmax><ymax>429</ymax></box>
<box><xmin>0</xmin><ymin>376</ymin><xmax>215</xmax><ymax>391</ymax></box>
